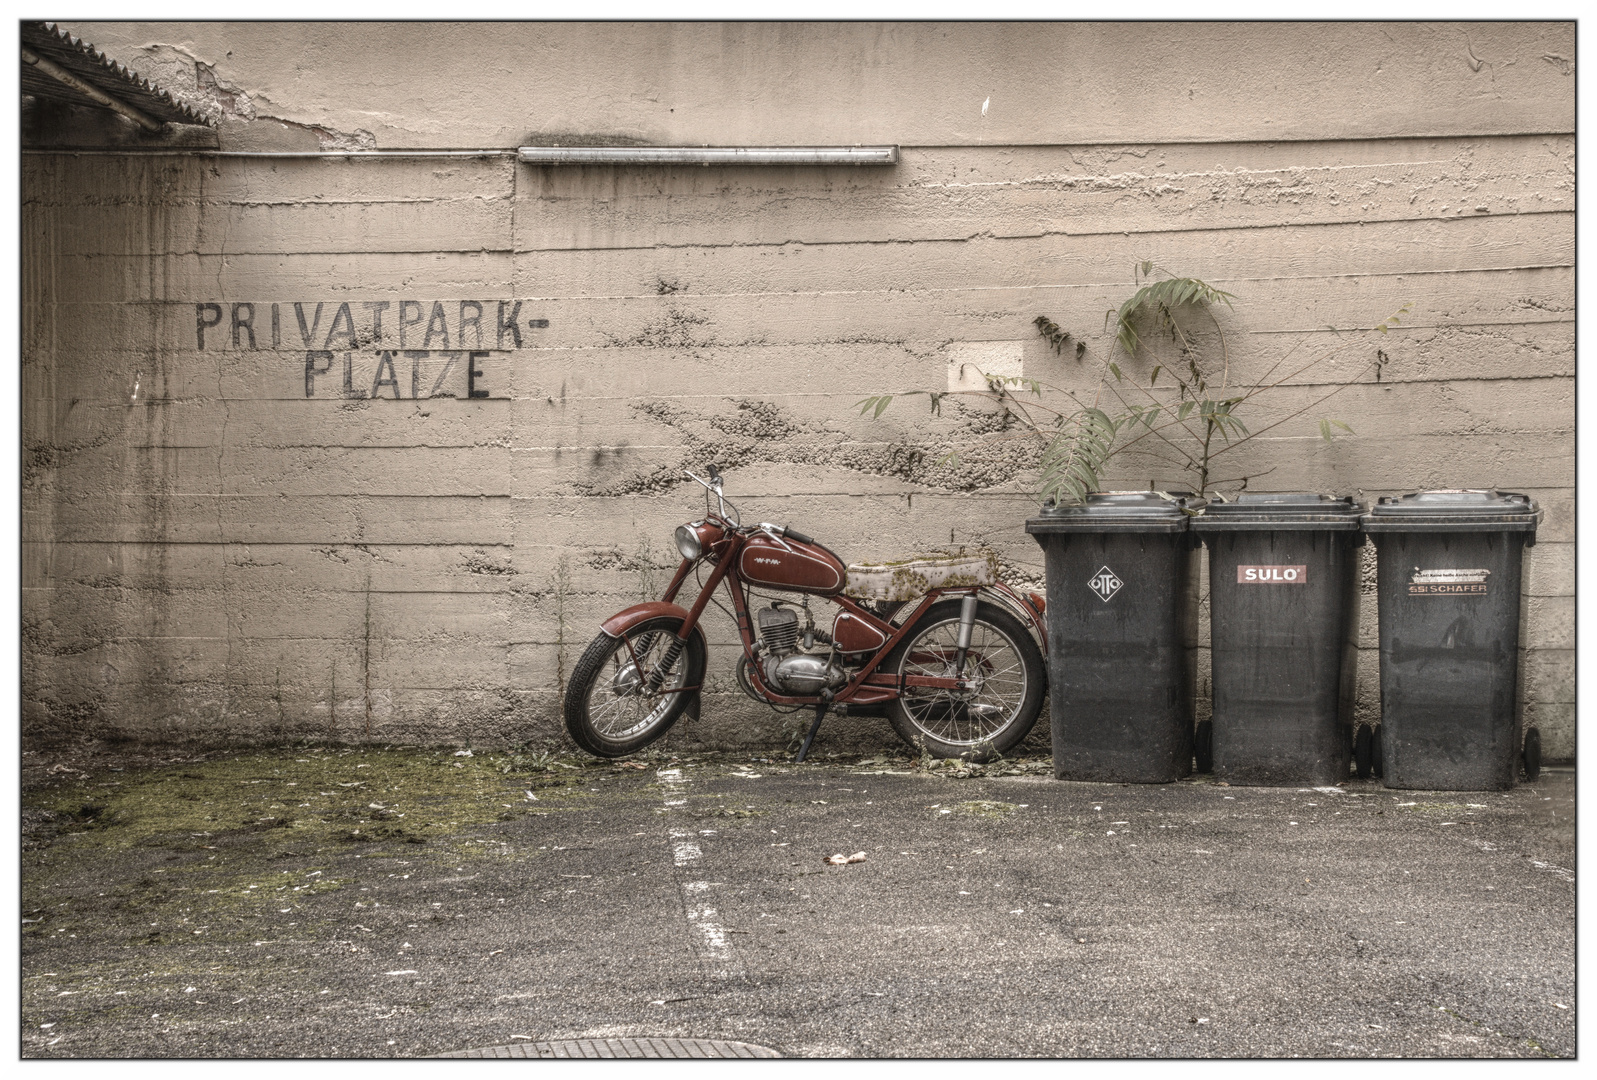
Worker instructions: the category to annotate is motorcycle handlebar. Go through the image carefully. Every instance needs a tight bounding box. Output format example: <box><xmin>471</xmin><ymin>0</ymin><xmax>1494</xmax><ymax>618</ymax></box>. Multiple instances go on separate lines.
<box><xmin>684</xmin><ymin>468</ymin><xmax>740</xmax><ymax>526</ymax></box>
<box><xmin>756</xmin><ymin>521</ymin><xmax>815</xmax><ymax>545</ymax></box>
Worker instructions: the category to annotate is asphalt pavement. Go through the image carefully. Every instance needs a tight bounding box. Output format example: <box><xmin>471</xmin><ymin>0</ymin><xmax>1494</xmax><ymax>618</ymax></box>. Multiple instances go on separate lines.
<box><xmin>21</xmin><ymin>749</ymin><xmax>1576</xmax><ymax>1058</ymax></box>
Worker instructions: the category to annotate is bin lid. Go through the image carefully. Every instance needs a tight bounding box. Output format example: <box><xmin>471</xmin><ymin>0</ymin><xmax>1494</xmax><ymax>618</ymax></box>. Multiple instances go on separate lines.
<box><xmin>1191</xmin><ymin>492</ymin><xmax>1364</xmax><ymax>531</ymax></box>
<box><xmin>1026</xmin><ymin>490</ymin><xmax>1204</xmax><ymax>534</ymax></box>
<box><xmin>1360</xmin><ymin>489</ymin><xmax>1540</xmax><ymax>532</ymax></box>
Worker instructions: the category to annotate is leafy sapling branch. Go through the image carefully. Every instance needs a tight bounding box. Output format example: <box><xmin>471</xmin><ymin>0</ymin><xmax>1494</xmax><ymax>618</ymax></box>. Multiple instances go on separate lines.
<box><xmin>1068</xmin><ymin>269</ymin><xmax>1407</xmax><ymax>499</ymax></box>
<box><xmin>856</xmin><ymin>261</ymin><xmax>1410</xmax><ymax>505</ymax></box>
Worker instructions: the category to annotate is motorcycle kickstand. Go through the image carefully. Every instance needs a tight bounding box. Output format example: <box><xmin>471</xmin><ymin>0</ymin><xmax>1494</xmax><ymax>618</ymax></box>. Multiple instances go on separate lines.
<box><xmin>793</xmin><ymin>701</ymin><xmax>830</xmax><ymax>764</ymax></box>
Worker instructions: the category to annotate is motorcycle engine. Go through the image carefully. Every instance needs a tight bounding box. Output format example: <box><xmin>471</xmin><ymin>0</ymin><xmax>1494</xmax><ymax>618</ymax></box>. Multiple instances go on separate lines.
<box><xmin>755</xmin><ymin>604</ymin><xmax>848</xmax><ymax>696</ymax></box>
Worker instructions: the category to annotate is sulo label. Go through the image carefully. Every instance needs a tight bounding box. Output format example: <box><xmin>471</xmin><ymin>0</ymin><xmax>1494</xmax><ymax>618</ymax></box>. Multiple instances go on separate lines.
<box><xmin>1238</xmin><ymin>565</ymin><xmax>1307</xmax><ymax>584</ymax></box>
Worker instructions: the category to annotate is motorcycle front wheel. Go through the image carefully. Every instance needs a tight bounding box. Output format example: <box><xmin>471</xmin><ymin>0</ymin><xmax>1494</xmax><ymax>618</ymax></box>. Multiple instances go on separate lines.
<box><xmin>882</xmin><ymin>598</ymin><xmax>1046</xmax><ymax>763</ymax></box>
<box><xmin>563</xmin><ymin>616</ymin><xmax>707</xmax><ymax>757</ymax></box>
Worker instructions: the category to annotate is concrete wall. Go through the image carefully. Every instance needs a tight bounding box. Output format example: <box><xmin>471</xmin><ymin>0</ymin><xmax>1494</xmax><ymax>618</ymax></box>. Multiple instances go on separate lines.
<box><xmin>22</xmin><ymin>22</ymin><xmax>1574</xmax><ymax>758</ymax></box>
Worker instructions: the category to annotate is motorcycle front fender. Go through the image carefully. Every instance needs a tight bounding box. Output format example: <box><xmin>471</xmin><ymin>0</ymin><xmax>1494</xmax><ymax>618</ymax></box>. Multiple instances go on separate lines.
<box><xmin>599</xmin><ymin>602</ymin><xmax>709</xmax><ymax>653</ymax></box>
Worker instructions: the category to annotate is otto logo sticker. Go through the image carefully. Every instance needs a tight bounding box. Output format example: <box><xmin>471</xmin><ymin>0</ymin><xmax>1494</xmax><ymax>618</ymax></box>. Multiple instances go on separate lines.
<box><xmin>1409</xmin><ymin>568</ymin><xmax>1490</xmax><ymax>595</ymax></box>
<box><xmin>1238</xmin><ymin>565</ymin><xmax>1307</xmax><ymax>584</ymax></box>
<box><xmin>1087</xmin><ymin>565</ymin><xmax>1123</xmax><ymax>602</ymax></box>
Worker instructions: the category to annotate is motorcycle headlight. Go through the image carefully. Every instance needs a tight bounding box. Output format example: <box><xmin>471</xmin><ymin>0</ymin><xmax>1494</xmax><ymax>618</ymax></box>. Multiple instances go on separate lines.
<box><xmin>674</xmin><ymin>524</ymin><xmax>703</xmax><ymax>560</ymax></box>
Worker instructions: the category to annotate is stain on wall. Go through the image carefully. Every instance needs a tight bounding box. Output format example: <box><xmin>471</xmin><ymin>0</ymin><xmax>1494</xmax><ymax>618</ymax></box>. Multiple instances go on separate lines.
<box><xmin>21</xmin><ymin>22</ymin><xmax>1574</xmax><ymax>758</ymax></box>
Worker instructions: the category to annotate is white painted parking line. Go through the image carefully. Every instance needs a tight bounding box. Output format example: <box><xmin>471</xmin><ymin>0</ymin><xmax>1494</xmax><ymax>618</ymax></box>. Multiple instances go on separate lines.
<box><xmin>658</xmin><ymin>768</ymin><xmax>742</xmax><ymax>976</ymax></box>
<box><xmin>670</xmin><ymin>835</ymin><xmax>703</xmax><ymax>866</ymax></box>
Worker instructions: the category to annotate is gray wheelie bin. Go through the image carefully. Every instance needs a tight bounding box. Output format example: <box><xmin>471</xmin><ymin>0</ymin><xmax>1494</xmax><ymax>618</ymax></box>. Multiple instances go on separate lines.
<box><xmin>1192</xmin><ymin>494</ymin><xmax>1364</xmax><ymax>786</ymax></box>
<box><xmin>1026</xmin><ymin>491</ymin><xmax>1205</xmax><ymax>783</ymax></box>
<box><xmin>1361</xmin><ymin>490</ymin><xmax>1540</xmax><ymax>790</ymax></box>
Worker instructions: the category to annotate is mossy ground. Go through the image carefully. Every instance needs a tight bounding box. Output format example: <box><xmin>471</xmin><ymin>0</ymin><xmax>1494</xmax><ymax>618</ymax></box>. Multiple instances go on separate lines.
<box><xmin>22</xmin><ymin>742</ymin><xmax>1057</xmax><ymax>1056</ymax></box>
<box><xmin>20</xmin><ymin>747</ymin><xmax>1573</xmax><ymax>1059</ymax></box>
<box><xmin>21</xmin><ymin>744</ymin><xmax>1046</xmax><ymax>944</ymax></box>
<box><xmin>20</xmin><ymin>742</ymin><xmax>677</xmax><ymax>1055</ymax></box>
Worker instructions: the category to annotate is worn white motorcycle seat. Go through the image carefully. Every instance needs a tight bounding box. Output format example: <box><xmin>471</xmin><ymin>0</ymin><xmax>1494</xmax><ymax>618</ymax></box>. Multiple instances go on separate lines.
<box><xmin>843</xmin><ymin>549</ymin><xmax>1001</xmax><ymax>603</ymax></box>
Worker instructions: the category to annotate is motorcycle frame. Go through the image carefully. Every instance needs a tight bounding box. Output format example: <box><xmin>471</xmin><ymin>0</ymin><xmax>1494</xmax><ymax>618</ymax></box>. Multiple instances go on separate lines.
<box><xmin>653</xmin><ymin>512</ymin><xmax>1047</xmax><ymax>709</ymax></box>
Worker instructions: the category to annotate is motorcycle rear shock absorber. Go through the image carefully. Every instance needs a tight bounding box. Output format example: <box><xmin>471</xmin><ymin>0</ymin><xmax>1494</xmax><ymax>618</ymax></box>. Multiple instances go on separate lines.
<box><xmin>952</xmin><ymin>592</ymin><xmax>979</xmax><ymax>675</ymax></box>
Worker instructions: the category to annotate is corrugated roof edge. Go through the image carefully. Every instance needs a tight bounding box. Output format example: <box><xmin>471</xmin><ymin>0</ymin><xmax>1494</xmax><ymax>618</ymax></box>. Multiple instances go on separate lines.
<box><xmin>25</xmin><ymin>21</ymin><xmax>214</xmax><ymax>127</ymax></box>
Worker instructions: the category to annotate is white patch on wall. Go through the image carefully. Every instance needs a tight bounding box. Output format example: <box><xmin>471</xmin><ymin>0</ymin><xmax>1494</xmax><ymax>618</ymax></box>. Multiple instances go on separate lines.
<box><xmin>947</xmin><ymin>341</ymin><xmax>1024</xmax><ymax>394</ymax></box>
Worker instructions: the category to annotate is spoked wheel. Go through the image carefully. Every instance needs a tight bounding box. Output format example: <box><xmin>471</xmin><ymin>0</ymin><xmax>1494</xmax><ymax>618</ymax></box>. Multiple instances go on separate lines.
<box><xmin>883</xmin><ymin>598</ymin><xmax>1046</xmax><ymax>763</ymax></box>
<box><xmin>563</xmin><ymin>616</ymin><xmax>706</xmax><ymax>757</ymax></box>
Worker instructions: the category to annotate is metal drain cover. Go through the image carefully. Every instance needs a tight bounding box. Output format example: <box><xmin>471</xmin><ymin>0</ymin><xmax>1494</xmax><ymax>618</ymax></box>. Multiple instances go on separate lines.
<box><xmin>434</xmin><ymin>1037</ymin><xmax>781</xmax><ymax>1059</ymax></box>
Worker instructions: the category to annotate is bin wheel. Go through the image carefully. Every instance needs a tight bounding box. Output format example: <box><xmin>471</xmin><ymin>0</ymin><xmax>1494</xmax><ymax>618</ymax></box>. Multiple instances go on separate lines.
<box><xmin>1523</xmin><ymin>728</ymin><xmax>1541</xmax><ymax>782</ymax></box>
<box><xmin>1194</xmin><ymin>720</ymin><xmax>1213</xmax><ymax>774</ymax></box>
<box><xmin>1371</xmin><ymin>724</ymin><xmax>1384</xmax><ymax>779</ymax></box>
<box><xmin>1354</xmin><ymin>724</ymin><xmax>1373</xmax><ymax>780</ymax></box>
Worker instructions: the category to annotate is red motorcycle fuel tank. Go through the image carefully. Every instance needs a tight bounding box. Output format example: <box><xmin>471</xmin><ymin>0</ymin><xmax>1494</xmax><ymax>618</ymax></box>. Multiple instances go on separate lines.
<box><xmin>738</xmin><ymin>534</ymin><xmax>847</xmax><ymax>595</ymax></box>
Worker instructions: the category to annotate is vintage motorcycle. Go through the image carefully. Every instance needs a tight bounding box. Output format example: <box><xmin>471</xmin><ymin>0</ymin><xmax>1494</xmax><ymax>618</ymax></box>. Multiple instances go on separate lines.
<box><xmin>563</xmin><ymin>466</ymin><xmax>1049</xmax><ymax>762</ymax></box>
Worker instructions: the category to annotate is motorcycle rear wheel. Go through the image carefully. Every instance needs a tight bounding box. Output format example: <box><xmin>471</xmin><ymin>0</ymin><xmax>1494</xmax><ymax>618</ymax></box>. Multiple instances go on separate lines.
<box><xmin>882</xmin><ymin>598</ymin><xmax>1046</xmax><ymax>763</ymax></box>
<box><xmin>564</xmin><ymin>616</ymin><xmax>706</xmax><ymax>757</ymax></box>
